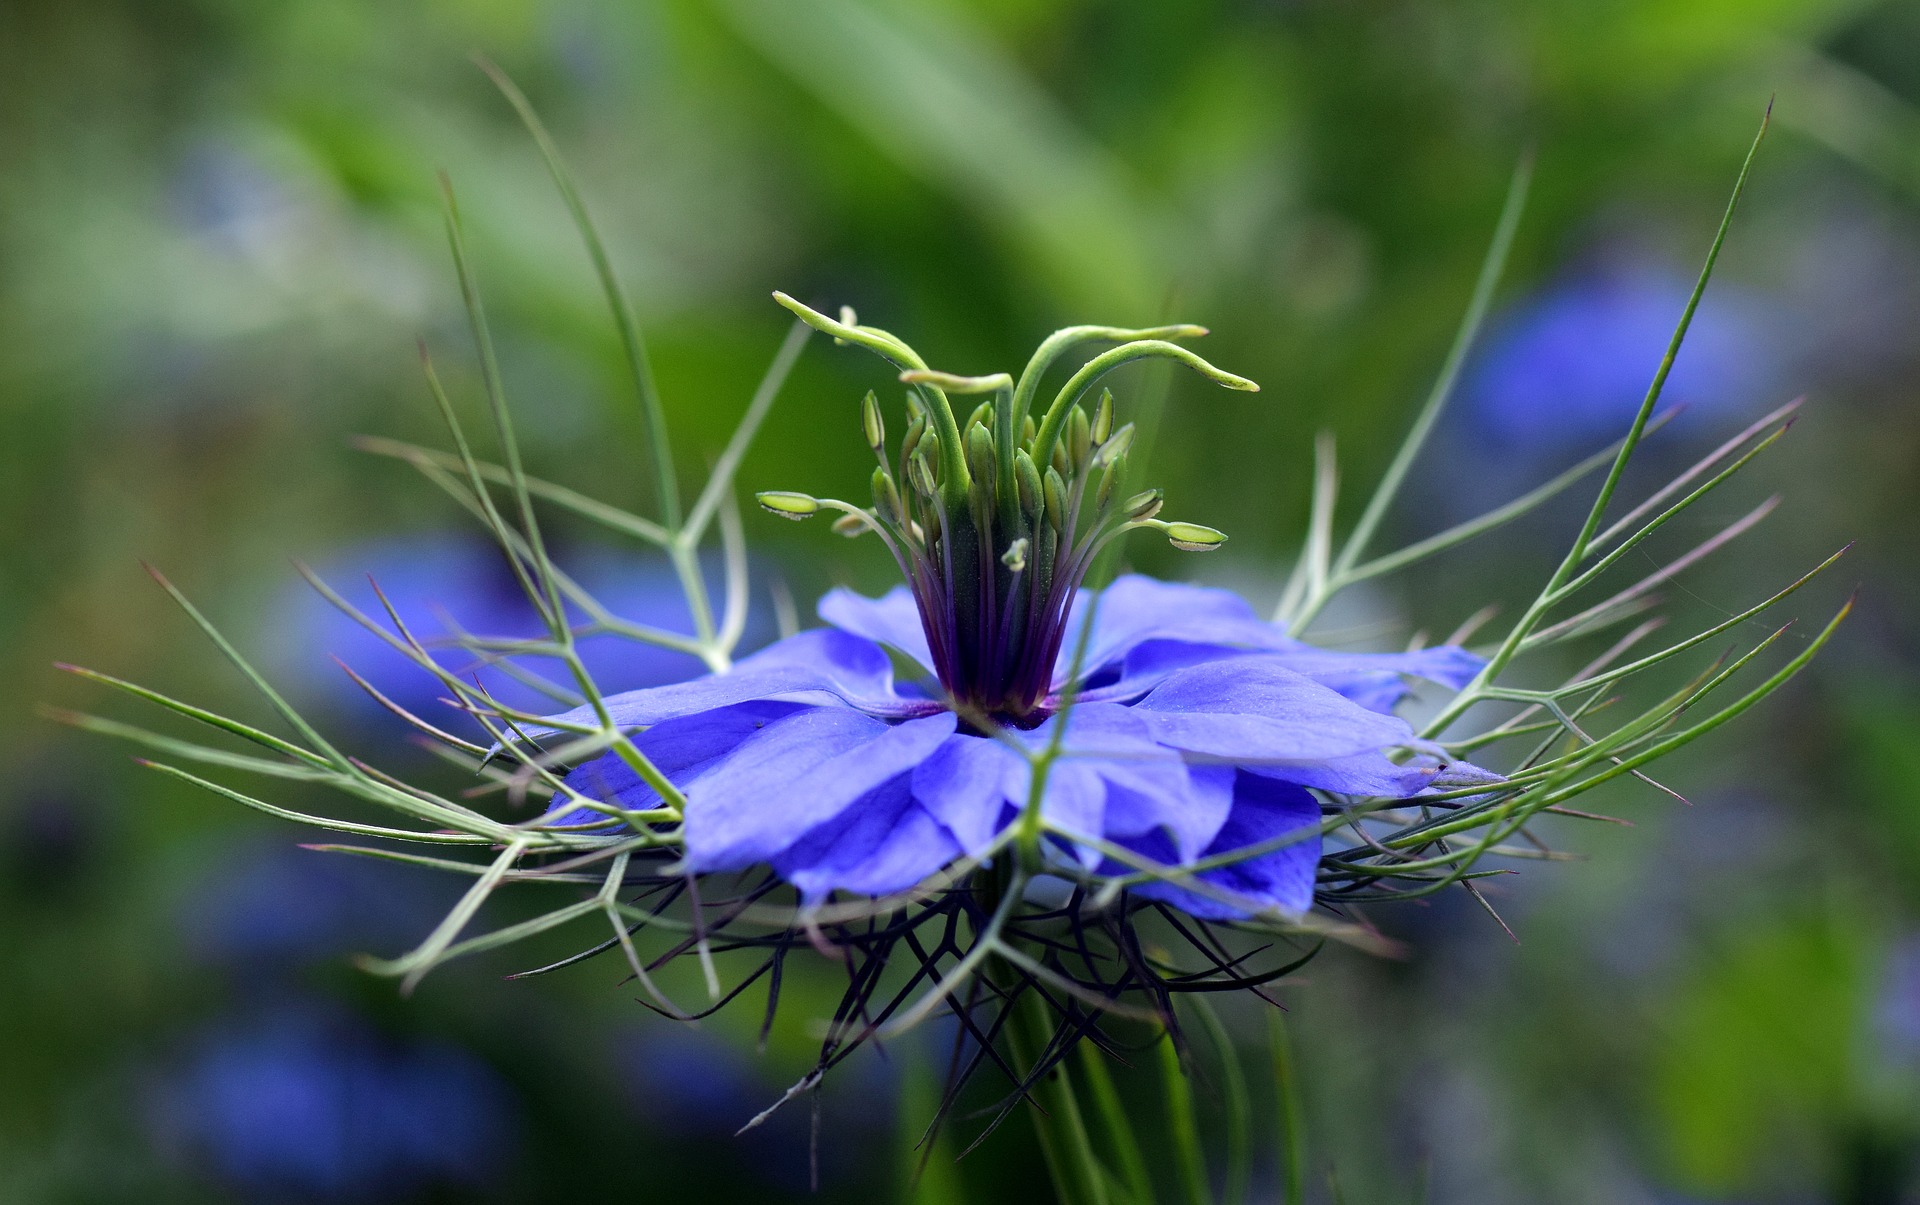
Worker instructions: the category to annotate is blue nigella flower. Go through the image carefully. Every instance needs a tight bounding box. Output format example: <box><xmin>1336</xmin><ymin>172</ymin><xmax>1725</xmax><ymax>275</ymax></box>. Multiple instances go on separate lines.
<box><xmin>184</xmin><ymin>840</ymin><xmax>461</xmax><ymax>972</ymax></box>
<box><xmin>541</xmin><ymin>309</ymin><xmax>1488</xmax><ymax>920</ymax></box>
<box><xmin>153</xmin><ymin>1002</ymin><xmax>517</xmax><ymax>1200</ymax></box>
<box><xmin>547</xmin><ymin>577</ymin><xmax>1483</xmax><ymax>917</ymax></box>
<box><xmin>275</xmin><ymin>532</ymin><xmax>766</xmax><ymax>727</ymax></box>
<box><xmin>1463</xmin><ymin>253</ymin><xmax>1780</xmax><ymax>456</ymax></box>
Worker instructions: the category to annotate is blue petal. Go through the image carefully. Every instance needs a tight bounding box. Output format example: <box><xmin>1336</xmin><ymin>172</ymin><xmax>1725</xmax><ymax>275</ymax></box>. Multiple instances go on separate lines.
<box><xmin>547</xmin><ymin>700</ymin><xmax>808</xmax><ymax>826</ymax></box>
<box><xmin>1260</xmin><ymin>644</ymin><xmax>1486</xmax><ymax>714</ymax></box>
<box><xmin>1031</xmin><ymin>703</ymin><xmax>1232</xmax><ymax>864</ymax></box>
<box><xmin>774</xmin><ymin>778</ymin><xmax>964</xmax><ymax>901</ymax></box>
<box><xmin>683</xmin><ymin>709</ymin><xmax>957</xmax><ymax>871</ymax></box>
<box><xmin>818</xmin><ymin>585</ymin><xmax>936</xmax><ymax>675</ymax></box>
<box><xmin>911</xmin><ymin>734</ymin><xmax>1025</xmax><ymax>856</ymax></box>
<box><xmin>1069</xmin><ymin>638</ymin><xmax>1263</xmax><ymax>706</ymax></box>
<box><xmin>1131</xmin><ymin>771</ymin><xmax>1322</xmax><ymax>919</ymax></box>
<box><xmin>1133</xmin><ymin>657</ymin><xmax>1419</xmax><ymax>763</ymax></box>
<box><xmin>1052</xmin><ymin>575</ymin><xmax>1288</xmax><ymax>686</ymax></box>
<box><xmin>1036</xmin><ymin>762</ymin><xmax>1107</xmax><ymax>867</ymax></box>
<box><xmin>1241</xmin><ymin>750</ymin><xmax>1442</xmax><ymax>797</ymax></box>
<box><xmin>530</xmin><ymin>628</ymin><xmax>923</xmax><ymax>738</ymax></box>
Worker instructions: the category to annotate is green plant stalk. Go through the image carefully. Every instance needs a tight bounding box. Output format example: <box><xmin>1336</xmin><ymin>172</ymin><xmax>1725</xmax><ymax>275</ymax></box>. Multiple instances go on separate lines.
<box><xmin>1328</xmin><ymin>151</ymin><xmax>1533</xmax><ymax>582</ymax></box>
<box><xmin>1191</xmin><ymin>998</ymin><xmax>1250</xmax><ymax>1205</ymax></box>
<box><xmin>1078</xmin><ymin>1043</ymin><xmax>1154</xmax><ymax>1205</ymax></box>
<box><xmin>1267</xmin><ymin>1010</ymin><xmax>1306</xmax><ymax>1205</ymax></box>
<box><xmin>1422</xmin><ymin>108</ymin><xmax>1770</xmax><ymax>739</ymax></box>
<box><xmin>1008</xmin><ymin>984</ymin><xmax>1111</xmax><ymax>1205</ymax></box>
<box><xmin>477</xmin><ymin>56</ymin><xmax>682</xmax><ymax>531</ymax></box>
<box><xmin>1158</xmin><ymin>1031</ymin><xmax>1209</xmax><ymax>1205</ymax></box>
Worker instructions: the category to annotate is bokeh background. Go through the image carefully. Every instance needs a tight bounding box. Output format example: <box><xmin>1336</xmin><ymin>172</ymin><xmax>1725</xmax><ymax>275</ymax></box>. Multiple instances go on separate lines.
<box><xmin>3</xmin><ymin>1</ymin><xmax>1916</xmax><ymax>1201</ymax></box>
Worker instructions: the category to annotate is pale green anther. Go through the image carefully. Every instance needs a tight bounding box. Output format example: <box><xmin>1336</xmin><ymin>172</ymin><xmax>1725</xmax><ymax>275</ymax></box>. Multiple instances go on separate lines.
<box><xmin>1164</xmin><ymin>521</ymin><xmax>1228</xmax><ymax>551</ymax></box>
<box><xmin>1021</xmin><ymin>414</ymin><xmax>1037</xmax><ymax>446</ymax></box>
<box><xmin>1044</xmin><ymin>467</ymin><xmax>1070</xmax><ymax>532</ymax></box>
<box><xmin>756</xmin><ymin>490</ymin><xmax>822</xmax><ymax>520</ymax></box>
<box><xmin>900</xmin><ymin>412</ymin><xmax>927</xmax><ymax>462</ymax></box>
<box><xmin>1123</xmin><ymin>489</ymin><xmax>1164</xmax><ymax>521</ymax></box>
<box><xmin>905</xmin><ymin>392</ymin><xmax>926</xmax><ymax>421</ymax></box>
<box><xmin>907</xmin><ymin>450</ymin><xmax>937</xmax><ymax>498</ymax></box>
<box><xmin>1014</xmin><ymin>449</ymin><xmax>1043</xmax><ymax>516</ymax></box>
<box><xmin>1050</xmin><ymin>440</ymin><xmax>1071</xmax><ymax>479</ymax></box>
<box><xmin>1095</xmin><ymin>458</ymin><xmax>1122</xmax><ymax>511</ymax></box>
<box><xmin>1091</xmin><ymin>388</ymin><xmax>1113</xmax><ymax>444</ymax></box>
<box><xmin>831</xmin><ymin>512</ymin><xmax>868</xmax><ymax>538</ymax></box>
<box><xmin>872</xmin><ymin>466</ymin><xmax>903</xmax><ymax>524</ymax></box>
<box><xmin>965</xmin><ymin>423</ymin><xmax>995</xmax><ymax>493</ymax></box>
<box><xmin>1095</xmin><ymin>422</ymin><xmax>1135</xmax><ymax>467</ymax></box>
<box><xmin>1068</xmin><ymin>406</ymin><xmax>1092</xmax><ymax>467</ymax></box>
<box><xmin>861</xmin><ymin>391</ymin><xmax>884</xmax><ymax>453</ymax></box>
<box><xmin>966</xmin><ymin>401</ymin><xmax>992</xmax><ymax>432</ymax></box>
<box><xmin>1001</xmin><ymin>537</ymin><xmax>1029</xmax><ymax>573</ymax></box>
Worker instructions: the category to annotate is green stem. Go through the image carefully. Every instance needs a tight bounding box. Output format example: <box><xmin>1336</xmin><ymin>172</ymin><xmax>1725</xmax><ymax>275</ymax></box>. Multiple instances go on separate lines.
<box><xmin>1009</xmin><ymin>990</ymin><xmax>1111</xmax><ymax>1205</ymax></box>
<box><xmin>900</xmin><ymin>1048</ymin><xmax>965</xmax><ymax>1205</ymax></box>
<box><xmin>1267</xmin><ymin>1010</ymin><xmax>1306</xmax><ymax>1205</ymax></box>
<box><xmin>1077</xmin><ymin>1043</ymin><xmax>1153</xmax><ymax>1205</ymax></box>
<box><xmin>1191</xmin><ymin>999</ymin><xmax>1249</xmax><ymax>1205</ymax></box>
<box><xmin>1158</xmin><ymin>1029</ymin><xmax>1209</xmax><ymax>1205</ymax></box>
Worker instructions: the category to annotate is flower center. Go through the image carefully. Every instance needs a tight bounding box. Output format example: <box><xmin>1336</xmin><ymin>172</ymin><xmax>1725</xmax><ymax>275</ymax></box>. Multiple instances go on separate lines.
<box><xmin>756</xmin><ymin>301</ymin><xmax>1252</xmax><ymax>720</ymax></box>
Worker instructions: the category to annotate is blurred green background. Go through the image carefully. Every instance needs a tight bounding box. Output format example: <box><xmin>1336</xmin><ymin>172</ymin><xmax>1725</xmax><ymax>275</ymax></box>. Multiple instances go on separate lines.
<box><xmin>2</xmin><ymin>0</ymin><xmax>1915</xmax><ymax>1201</ymax></box>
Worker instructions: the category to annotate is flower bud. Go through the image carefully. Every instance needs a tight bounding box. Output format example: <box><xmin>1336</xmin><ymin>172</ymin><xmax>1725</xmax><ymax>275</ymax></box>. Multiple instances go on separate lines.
<box><xmin>1091</xmin><ymin>388</ymin><xmax>1113</xmax><ymax>445</ymax></box>
<box><xmin>861</xmin><ymin>391</ymin><xmax>884</xmax><ymax>454</ymax></box>
<box><xmin>872</xmin><ymin>467</ymin><xmax>903</xmax><ymax>524</ymax></box>
<box><xmin>1044</xmin><ymin>468</ymin><xmax>1070</xmax><ymax>533</ymax></box>
<box><xmin>1122</xmin><ymin>489</ymin><xmax>1163</xmax><ymax>521</ymax></box>
<box><xmin>1164</xmin><ymin>521</ymin><xmax>1227</xmax><ymax>551</ymax></box>
<box><xmin>1014</xmin><ymin>449</ymin><xmax>1043</xmax><ymax>518</ymax></box>
<box><xmin>756</xmin><ymin>491</ymin><xmax>822</xmax><ymax>520</ymax></box>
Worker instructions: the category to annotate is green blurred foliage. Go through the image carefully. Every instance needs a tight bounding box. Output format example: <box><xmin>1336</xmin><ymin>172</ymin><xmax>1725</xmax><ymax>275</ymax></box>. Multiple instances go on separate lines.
<box><xmin>1</xmin><ymin>0</ymin><xmax>1916</xmax><ymax>1201</ymax></box>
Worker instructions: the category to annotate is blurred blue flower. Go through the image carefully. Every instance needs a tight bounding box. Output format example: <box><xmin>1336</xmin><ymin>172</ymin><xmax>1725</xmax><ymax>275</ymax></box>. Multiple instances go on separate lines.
<box><xmin>273</xmin><ymin>532</ymin><xmax>770</xmax><ymax>731</ymax></box>
<box><xmin>1873</xmin><ymin>934</ymin><xmax>1920</xmax><ymax>1063</ymax></box>
<box><xmin>183</xmin><ymin>841</ymin><xmax>459</xmax><ymax>972</ymax></box>
<box><xmin>153</xmin><ymin>1002</ymin><xmax>518</xmax><ymax>1201</ymax></box>
<box><xmin>170</xmin><ymin>138</ymin><xmax>304</xmax><ymax>253</ymax></box>
<box><xmin>547</xmin><ymin>576</ymin><xmax>1491</xmax><ymax>915</ymax></box>
<box><xmin>618</xmin><ymin>1023</ymin><xmax>893</xmax><ymax>1191</ymax></box>
<box><xmin>1463</xmin><ymin>255</ymin><xmax>1783</xmax><ymax>456</ymax></box>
